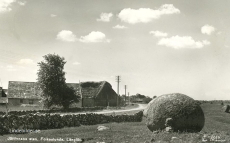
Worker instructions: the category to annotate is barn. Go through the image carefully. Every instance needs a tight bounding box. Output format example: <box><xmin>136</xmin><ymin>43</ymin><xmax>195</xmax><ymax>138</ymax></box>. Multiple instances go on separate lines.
<box><xmin>6</xmin><ymin>80</ymin><xmax>118</xmax><ymax>108</ymax></box>
<box><xmin>7</xmin><ymin>81</ymin><xmax>42</xmax><ymax>109</ymax></box>
<box><xmin>68</xmin><ymin>81</ymin><xmax>118</xmax><ymax>107</ymax></box>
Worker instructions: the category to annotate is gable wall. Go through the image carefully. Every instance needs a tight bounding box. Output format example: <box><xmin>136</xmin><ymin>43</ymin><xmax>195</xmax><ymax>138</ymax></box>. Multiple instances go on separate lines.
<box><xmin>95</xmin><ymin>82</ymin><xmax>118</xmax><ymax>106</ymax></box>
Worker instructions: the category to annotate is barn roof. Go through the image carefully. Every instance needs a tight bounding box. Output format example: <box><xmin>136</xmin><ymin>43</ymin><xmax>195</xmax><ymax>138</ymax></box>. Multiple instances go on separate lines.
<box><xmin>80</xmin><ymin>81</ymin><xmax>105</xmax><ymax>98</ymax></box>
<box><xmin>7</xmin><ymin>81</ymin><xmax>114</xmax><ymax>99</ymax></box>
<box><xmin>7</xmin><ymin>81</ymin><xmax>42</xmax><ymax>99</ymax></box>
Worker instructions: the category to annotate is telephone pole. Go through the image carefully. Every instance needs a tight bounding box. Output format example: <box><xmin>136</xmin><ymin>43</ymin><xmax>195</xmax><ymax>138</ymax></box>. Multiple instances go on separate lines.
<box><xmin>124</xmin><ymin>85</ymin><xmax>127</xmax><ymax>104</ymax></box>
<box><xmin>128</xmin><ymin>92</ymin><xmax>130</xmax><ymax>105</ymax></box>
<box><xmin>115</xmin><ymin>76</ymin><xmax>120</xmax><ymax>108</ymax></box>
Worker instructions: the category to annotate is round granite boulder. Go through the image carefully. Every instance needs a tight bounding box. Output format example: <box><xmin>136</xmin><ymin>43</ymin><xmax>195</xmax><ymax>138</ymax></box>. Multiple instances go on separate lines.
<box><xmin>146</xmin><ymin>93</ymin><xmax>205</xmax><ymax>132</ymax></box>
<box><xmin>143</xmin><ymin>98</ymin><xmax>156</xmax><ymax>117</ymax></box>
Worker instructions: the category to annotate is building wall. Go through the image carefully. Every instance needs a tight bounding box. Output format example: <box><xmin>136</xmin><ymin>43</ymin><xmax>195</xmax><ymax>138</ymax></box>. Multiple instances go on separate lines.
<box><xmin>8</xmin><ymin>98</ymin><xmax>20</xmax><ymax>106</ymax></box>
<box><xmin>69</xmin><ymin>100</ymin><xmax>82</xmax><ymax>108</ymax></box>
<box><xmin>82</xmin><ymin>98</ymin><xmax>95</xmax><ymax>107</ymax></box>
<box><xmin>95</xmin><ymin>82</ymin><xmax>118</xmax><ymax>107</ymax></box>
<box><xmin>8</xmin><ymin>98</ymin><xmax>41</xmax><ymax>106</ymax></box>
<box><xmin>95</xmin><ymin>99</ymin><xmax>117</xmax><ymax>107</ymax></box>
<box><xmin>7</xmin><ymin>98</ymin><xmax>43</xmax><ymax>111</ymax></box>
<box><xmin>0</xmin><ymin>104</ymin><xmax>6</xmax><ymax>112</ymax></box>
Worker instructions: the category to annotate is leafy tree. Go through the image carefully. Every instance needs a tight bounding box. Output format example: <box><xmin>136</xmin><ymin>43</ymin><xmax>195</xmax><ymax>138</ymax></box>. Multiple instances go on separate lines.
<box><xmin>136</xmin><ymin>93</ymin><xmax>146</xmax><ymax>99</ymax></box>
<box><xmin>37</xmin><ymin>54</ymin><xmax>79</xmax><ymax>109</ymax></box>
<box><xmin>143</xmin><ymin>96</ymin><xmax>152</xmax><ymax>103</ymax></box>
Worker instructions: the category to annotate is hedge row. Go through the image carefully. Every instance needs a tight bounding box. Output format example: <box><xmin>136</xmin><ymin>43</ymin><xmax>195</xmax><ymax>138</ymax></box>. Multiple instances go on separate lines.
<box><xmin>0</xmin><ymin>106</ymin><xmax>105</xmax><ymax>116</ymax></box>
<box><xmin>0</xmin><ymin>111</ymin><xmax>143</xmax><ymax>135</ymax></box>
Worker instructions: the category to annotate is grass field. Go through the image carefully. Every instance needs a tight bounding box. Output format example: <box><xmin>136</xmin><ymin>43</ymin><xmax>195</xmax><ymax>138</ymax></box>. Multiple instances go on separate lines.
<box><xmin>1</xmin><ymin>103</ymin><xmax>230</xmax><ymax>143</ymax></box>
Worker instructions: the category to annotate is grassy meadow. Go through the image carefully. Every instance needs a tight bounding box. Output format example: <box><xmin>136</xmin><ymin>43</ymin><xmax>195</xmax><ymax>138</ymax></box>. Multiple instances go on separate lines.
<box><xmin>1</xmin><ymin>102</ymin><xmax>230</xmax><ymax>143</ymax></box>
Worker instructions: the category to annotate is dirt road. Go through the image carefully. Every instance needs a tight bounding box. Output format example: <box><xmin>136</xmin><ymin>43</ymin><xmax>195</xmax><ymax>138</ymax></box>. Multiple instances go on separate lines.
<box><xmin>60</xmin><ymin>104</ymin><xmax>147</xmax><ymax>116</ymax></box>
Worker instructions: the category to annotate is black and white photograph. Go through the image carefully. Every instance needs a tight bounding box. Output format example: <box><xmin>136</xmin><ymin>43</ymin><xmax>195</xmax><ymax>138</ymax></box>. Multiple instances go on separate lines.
<box><xmin>0</xmin><ymin>0</ymin><xmax>230</xmax><ymax>142</ymax></box>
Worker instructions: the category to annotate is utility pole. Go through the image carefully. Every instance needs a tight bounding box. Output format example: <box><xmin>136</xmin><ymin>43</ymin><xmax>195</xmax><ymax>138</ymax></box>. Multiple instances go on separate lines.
<box><xmin>128</xmin><ymin>92</ymin><xmax>130</xmax><ymax>105</ymax></box>
<box><xmin>79</xmin><ymin>80</ymin><xmax>83</xmax><ymax>107</ymax></box>
<box><xmin>124</xmin><ymin>85</ymin><xmax>127</xmax><ymax>104</ymax></box>
<box><xmin>115</xmin><ymin>76</ymin><xmax>120</xmax><ymax>108</ymax></box>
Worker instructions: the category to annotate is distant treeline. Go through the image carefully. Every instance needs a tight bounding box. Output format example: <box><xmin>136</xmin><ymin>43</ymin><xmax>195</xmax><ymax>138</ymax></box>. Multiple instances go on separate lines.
<box><xmin>121</xmin><ymin>93</ymin><xmax>156</xmax><ymax>104</ymax></box>
<box><xmin>196</xmin><ymin>100</ymin><xmax>230</xmax><ymax>104</ymax></box>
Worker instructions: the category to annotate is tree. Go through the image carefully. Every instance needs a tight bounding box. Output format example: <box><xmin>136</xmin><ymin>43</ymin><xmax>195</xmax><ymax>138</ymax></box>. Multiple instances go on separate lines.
<box><xmin>136</xmin><ymin>93</ymin><xmax>145</xmax><ymax>99</ymax></box>
<box><xmin>143</xmin><ymin>96</ymin><xmax>152</xmax><ymax>103</ymax></box>
<box><xmin>37</xmin><ymin>54</ymin><xmax>79</xmax><ymax>109</ymax></box>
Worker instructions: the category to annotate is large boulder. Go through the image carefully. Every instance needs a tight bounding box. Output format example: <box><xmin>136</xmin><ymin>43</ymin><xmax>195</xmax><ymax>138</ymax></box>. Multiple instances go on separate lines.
<box><xmin>143</xmin><ymin>98</ymin><xmax>156</xmax><ymax>117</ymax></box>
<box><xmin>146</xmin><ymin>93</ymin><xmax>205</xmax><ymax>132</ymax></box>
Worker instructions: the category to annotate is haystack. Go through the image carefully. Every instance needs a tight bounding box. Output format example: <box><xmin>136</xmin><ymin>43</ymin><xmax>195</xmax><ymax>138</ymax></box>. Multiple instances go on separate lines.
<box><xmin>146</xmin><ymin>93</ymin><xmax>205</xmax><ymax>132</ymax></box>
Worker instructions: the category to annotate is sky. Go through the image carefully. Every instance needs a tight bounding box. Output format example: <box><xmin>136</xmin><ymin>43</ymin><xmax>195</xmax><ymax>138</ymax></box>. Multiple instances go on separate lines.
<box><xmin>0</xmin><ymin>0</ymin><xmax>230</xmax><ymax>100</ymax></box>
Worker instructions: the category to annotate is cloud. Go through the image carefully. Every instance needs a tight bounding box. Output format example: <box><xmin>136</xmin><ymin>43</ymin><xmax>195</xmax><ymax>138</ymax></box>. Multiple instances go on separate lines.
<box><xmin>79</xmin><ymin>31</ymin><xmax>110</xmax><ymax>43</ymax></box>
<box><xmin>18</xmin><ymin>59</ymin><xmax>34</xmax><ymax>64</ymax></box>
<box><xmin>56</xmin><ymin>30</ymin><xmax>110</xmax><ymax>43</ymax></box>
<box><xmin>150</xmin><ymin>31</ymin><xmax>168</xmax><ymax>37</ymax></box>
<box><xmin>97</xmin><ymin>13</ymin><xmax>113</xmax><ymax>22</ymax></box>
<box><xmin>18</xmin><ymin>1</ymin><xmax>26</xmax><ymax>6</ymax></box>
<box><xmin>201</xmin><ymin>25</ymin><xmax>215</xmax><ymax>35</ymax></box>
<box><xmin>50</xmin><ymin>14</ymin><xmax>57</xmax><ymax>17</ymax></box>
<box><xmin>158</xmin><ymin>35</ymin><xmax>210</xmax><ymax>49</ymax></box>
<box><xmin>0</xmin><ymin>0</ymin><xmax>16</xmax><ymax>13</ymax></box>
<box><xmin>73</xmin><ymin>62</ymin><xmax>81</xmax><ymax>65</ymax></box>
<box><xmin>113</xmin><ymin>25</ymin><xmax>127</xmax><ymax>29</ymax></box>
<box><xmin>56</xmin><ymin>30</ymin><xmax>77</xmax><ymax>42</ymax></box>
<box><xmin>217</xmin><ymin>31</ymin><xmax>222</xmax><ymax>35</ymax></box>
<box><xmin>6</xmin><ymin>65</ymin><xmax>17</xmax><ymax>71</ymax></box>
<box><xmin>118</xmin><ymin>4</ymin><xmax>180</xmax><ymax>24</ymax></box>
